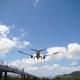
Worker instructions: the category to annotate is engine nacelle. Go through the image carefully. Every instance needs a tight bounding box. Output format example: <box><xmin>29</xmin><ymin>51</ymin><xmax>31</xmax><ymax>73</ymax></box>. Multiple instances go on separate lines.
<box><xmin>43</xmin><ymin>56</ymin><xmax>45</xmax><ymax>59</ymax></box>
<box><xmin>31</xmin><ymin>55</ymin><xmax>33</xmax><ymax>58</ymax></box>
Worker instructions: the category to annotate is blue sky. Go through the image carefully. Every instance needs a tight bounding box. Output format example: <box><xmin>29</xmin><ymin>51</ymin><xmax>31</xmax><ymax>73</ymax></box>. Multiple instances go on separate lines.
<box><xmin>0</xmin><ymin>0</ymin><xmax>80</xmax><ymax>77</ymax></box>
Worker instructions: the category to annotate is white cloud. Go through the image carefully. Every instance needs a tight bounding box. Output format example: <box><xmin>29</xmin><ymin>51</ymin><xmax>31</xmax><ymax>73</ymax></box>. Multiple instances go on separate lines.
<box><xmin>67</xmin><ymin>43</ymin><xmax>80</xmax><ymax>59</ymax></box>
<box><xmin>46</xmin><ymin>43</ymin><xmax>80</xmax><ymax>61</ymax></box>
<box><xmin>33</xmin><ymin>0</ymin><xmax>39</xmax><ymax>7</ymax></box>
<box><xmin>0</xmin><ymin>38</ymin><xmax>15</xmax><ymax>57</ymax></box>
<box><xmin>33</xmin><ymin>65</ymin><xmax>80</xmax><ymax>77</ymax></box>
<box><xmin>13</xmin><ymin>38</ymin><xmax>30</xmax><ymax>49</ymax></box>
<box><xmin>1</xmin><ymin>24</ymin><xmax>80</xmax><ymax>77</ymax></box>
<box><xmin>71</xmin><ymin>61</ymin><xmax>78</xmax><ymax>66</ymax></box>
<box><xmin>0</xmin><ymin>24</ymin><xmax>10</xmax><ymax>38</ymax></box>
<box><xmin>20</xmin><ymin>28</ymin><xmax>27</xmax><ymax>37</ymax></box>
<box><xmin>9</xmin><ymin>59</ymin><xmax>80</xmax><ymax>77</ymax></box>
<box><xmin>0</xmin><ymin>24</ymin><xmax>30</xmax><ymax>57</ymax></box>
<box><xmin>10</xmin><ymin>58</ymin><xmax>44</xmax><ymax>66</ymax></box>
<box><xmin>46</xmin><ymin>47</ymin><xmax>67</xmax><ymax>61</ymax></box>
<box><xmin>9</xmin><ymin>43</ymin><xmax>80</xmax><ymax>77</ymax></box>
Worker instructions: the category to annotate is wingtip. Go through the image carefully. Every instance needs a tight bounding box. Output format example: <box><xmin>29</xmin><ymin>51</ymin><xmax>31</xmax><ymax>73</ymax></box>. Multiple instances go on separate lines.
<box><xmin>18</xmin><ymin>50</ymin><xmax>23</xmax><ymax>53</ymax></box>
<box><xmin>18</xmin><ymin>50</ymin><xmax>20</xmax><ymax>52</ymax></box>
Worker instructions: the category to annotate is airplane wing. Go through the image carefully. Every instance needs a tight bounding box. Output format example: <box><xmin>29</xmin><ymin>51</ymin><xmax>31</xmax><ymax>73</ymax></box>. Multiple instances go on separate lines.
<box><xmin>39</xmin><ymin>49</ymin><xmax>46</xmax><ymax>51</ymax></box>
<box><xmin>52</xmin><ymin>52</ymin><xmax>59</xmax><ymax>55</ymax></box>
<box><xmin>30</xmin><ymin>49</ymin><xmax>46</xmax><ymax>51</ymax></box>
<box><xmin>44</xmin><ymin>52</ymin><xmax>59</xmax><ymax>56</ymax></box>
<box><xmin>30</xmin><ymin>49</ymin><xmax>38</xmax><ymax>51</ymax></box>
<box><xmin>18</xmin><ymin>51</ymin><xmax>32</xmax><ymax>56</ymax></box>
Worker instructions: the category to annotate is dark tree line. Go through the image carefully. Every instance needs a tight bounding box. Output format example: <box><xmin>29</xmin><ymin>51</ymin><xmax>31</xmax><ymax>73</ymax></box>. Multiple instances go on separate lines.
<box><xmin>1</xmin><ymin>76</ymin><xmax>80</xmax><ymax>80</ymax></box>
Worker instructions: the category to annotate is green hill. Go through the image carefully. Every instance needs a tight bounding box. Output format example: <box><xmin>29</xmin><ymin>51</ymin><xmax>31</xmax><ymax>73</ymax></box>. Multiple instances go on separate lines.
<box><xmin>53</xmin><ymin>71</ymin><xmax>80</xmax><ymax>80</ymax></box>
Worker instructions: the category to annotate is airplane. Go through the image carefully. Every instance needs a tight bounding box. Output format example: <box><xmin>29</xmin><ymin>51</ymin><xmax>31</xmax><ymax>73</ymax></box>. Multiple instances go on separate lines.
<box><xmin>18</xmin><ymin>49</ymin><xmax>59</xmax><ymax>59</ymax></box>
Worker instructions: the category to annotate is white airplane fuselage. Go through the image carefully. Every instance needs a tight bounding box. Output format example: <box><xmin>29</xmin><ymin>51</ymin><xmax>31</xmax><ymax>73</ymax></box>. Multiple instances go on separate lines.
<box><xmin>36</xmin><ymin>51</ymin><xmax>41</xmax><ymax>59</ymax></box>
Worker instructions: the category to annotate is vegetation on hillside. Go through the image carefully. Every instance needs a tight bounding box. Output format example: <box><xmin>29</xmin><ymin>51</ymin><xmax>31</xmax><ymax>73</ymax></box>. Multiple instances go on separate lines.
<box><xmin>1</xmin><ymin>71</ymin><xmax>80</xmax><ymax>80</ymax></box>
<box><xmin>1</xmin><ymin>76</ymin><xmax>80</xmax><ymax>80</ymax></box>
